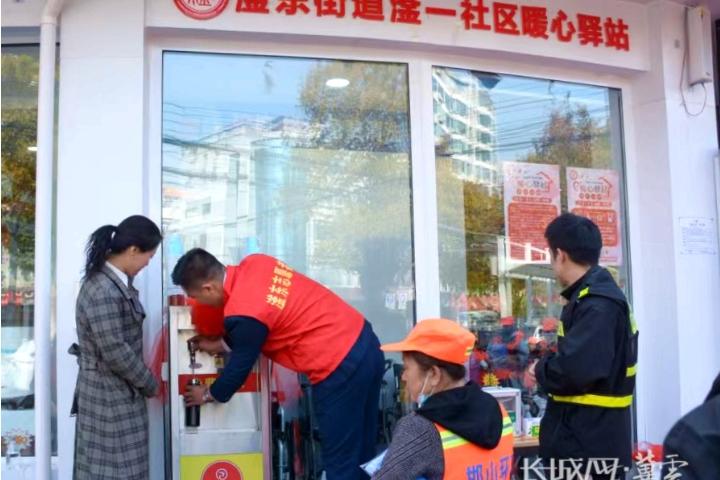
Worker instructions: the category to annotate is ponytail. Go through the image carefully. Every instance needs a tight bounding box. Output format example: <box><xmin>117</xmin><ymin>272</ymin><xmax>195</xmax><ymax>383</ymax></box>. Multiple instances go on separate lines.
<box><xmin>83</xmin><ymin>215</ymin><xmax>162</xmax><ymax>279</ymax></box>
<box><xmin>85</xmin><ymin>225</ymin><xmax>118</xmax><ymax>278</ymax></box>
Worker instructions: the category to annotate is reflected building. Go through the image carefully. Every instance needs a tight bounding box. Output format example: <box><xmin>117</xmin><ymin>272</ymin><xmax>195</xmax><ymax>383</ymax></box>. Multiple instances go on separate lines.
<box><xmin>161</xmin><ymin>113</ymin><xmax>363</xmax><ymax>291</ymax></box>
<box><xmin>432</xmin><ymin>68</ymin><xmax>501</xmax><ymax>193</ymax></box>
<box><xmin>162</xmin><ymin>116</ymin><xmax>267</xmax><ymax>265</ymax></box>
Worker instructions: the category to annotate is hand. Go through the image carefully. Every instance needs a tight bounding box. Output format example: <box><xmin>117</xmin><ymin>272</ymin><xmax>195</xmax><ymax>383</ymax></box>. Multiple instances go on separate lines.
<box><xmin>184</xmin><ymin>383</ymin><xmax>209</xmax><ymax>406</ymax></box>
<box><xmin>189</xmin><ymin>335</ymin><xmax>225</xmax><ymax>355</ymax></box>
<box><xmin>143</xmin><ymin>377</ymin><xmax>160</xmax><ymax>398</ymax></box>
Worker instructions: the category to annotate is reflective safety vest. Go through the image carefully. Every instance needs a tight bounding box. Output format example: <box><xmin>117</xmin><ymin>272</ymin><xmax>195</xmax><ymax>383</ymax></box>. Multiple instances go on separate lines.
<box><xmin>436</xmin><ymin>407</ymin><xmax>514</xmax><ymax>480</ymax></box>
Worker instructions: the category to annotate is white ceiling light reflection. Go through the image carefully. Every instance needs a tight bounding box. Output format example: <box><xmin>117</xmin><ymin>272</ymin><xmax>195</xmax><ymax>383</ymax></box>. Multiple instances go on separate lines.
<box><xmin>325</xmin><ymin>78</ymin><xmax>350</xmax><ymax>89</ymax></box>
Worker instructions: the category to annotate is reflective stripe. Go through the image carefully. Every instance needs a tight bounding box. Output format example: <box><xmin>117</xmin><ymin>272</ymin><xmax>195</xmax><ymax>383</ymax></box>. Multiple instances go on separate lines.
<box><xmin>550</xmin><ymin>393</ymin><xmax>633</xmax><ymax>408</ymax></box>
<box><xmin>440</xmin><ymin>431</ymin><xmax>470</xmax><ymax>450</ymax></box>
<box><xmin>629</xmin><ymin>310</ymin><xmax>639</xmax><ymax>335</ymax></box>
<box><xmin>440</xmin><ymin>420</ymin><xmax>514</xmax><ymax>450</ymax></box>
<box><xmin>443</xmin><ymin>438</ymin><xmax>468</xmax><ymax>449</ymax></box>
<box><xmin>557</xmin><ymin>322</ymin><xmax>564</xmax><ymax>337</ymax></box>
<box><xmin>626</xmin><ymin>364</ymin><xmax>637</xmax><ymax>377</ymax></box>
<box><xmin>501</xmin><ymin>419</ymin><xmax>514</xmax><ymax>436</ymax></box>
<box><xmin>578</xmin><ymin>287</ymin><xmax>590</xmax><ymax>299</ymax></box>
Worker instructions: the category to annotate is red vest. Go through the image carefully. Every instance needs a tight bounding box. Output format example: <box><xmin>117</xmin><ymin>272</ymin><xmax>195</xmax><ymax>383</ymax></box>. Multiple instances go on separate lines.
<box><xmin>223</xmin><ymin>254</ymin><xmax>364</xmax><ymax>383</ymax></box>
<box><xmin>435</xmin><ymin>408</ymin><xmax>514</xmax><ymax>480</ymax></box>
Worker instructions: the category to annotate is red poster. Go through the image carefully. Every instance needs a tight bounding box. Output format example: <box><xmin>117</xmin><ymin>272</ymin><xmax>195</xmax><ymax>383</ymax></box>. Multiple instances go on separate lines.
<box><xmin>503</xmin><ymin>162</ymin><xmax>560</xmax><ymax>262</ymax></box>
<box><xmin>566</xmin><ymin>167</ymin><xmax>623</xmax><ymax>265</ymax></box>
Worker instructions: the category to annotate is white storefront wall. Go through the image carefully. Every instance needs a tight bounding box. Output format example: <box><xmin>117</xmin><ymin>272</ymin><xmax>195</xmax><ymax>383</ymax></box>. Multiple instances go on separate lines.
<box><xmin>2</xmin><ymin>0</ymin><xmax>719</xmax><ymax>478</ymax></box>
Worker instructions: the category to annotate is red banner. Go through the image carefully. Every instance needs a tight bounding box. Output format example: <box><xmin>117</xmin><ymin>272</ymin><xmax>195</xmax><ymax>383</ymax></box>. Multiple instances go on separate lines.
<box><xmin>172</xmin><ymin>0</ymin><xmax>631</xmax><ymax>52</ymax></box>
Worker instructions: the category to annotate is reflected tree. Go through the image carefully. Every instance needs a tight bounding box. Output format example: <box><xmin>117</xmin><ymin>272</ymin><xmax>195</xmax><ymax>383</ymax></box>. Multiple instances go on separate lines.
<box><xmin>289</xmin><ymin>61</ymin><xmax>413</xmax><ymax>297</ymax></box>
<box><xmin>1</xmin><ymin>52</ymin><xmax>39</xmax><ymax>314</ymax></box>
<box><xmin>524</xmin><ymin>103</ymin><xmax>613</xmax><ymax>209</ymax></box>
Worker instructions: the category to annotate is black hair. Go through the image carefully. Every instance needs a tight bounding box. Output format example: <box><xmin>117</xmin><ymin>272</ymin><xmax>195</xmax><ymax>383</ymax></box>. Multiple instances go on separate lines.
<box><xmin>404</xmin><ymin>351</ymin><xmax>466</xmax><ymax>381</ymax></box>
<box><xmin>171</xmin><ymin>248</ymin><xmax>224</xmax><ymax>289</ymax></box>
<box><xmin>544</xmin><ymin>213</ymin><xmax>602</xmax><ymax>266</ymax></box>
<box><xmin>84</xmin><ymin>215</ymin><xmax>162</xmax><ymax>278</ymax></box>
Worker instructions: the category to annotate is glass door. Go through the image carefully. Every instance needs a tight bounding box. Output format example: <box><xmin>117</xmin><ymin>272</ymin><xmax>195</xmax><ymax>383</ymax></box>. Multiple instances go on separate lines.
<box><xmin>161</xmin><ymin>51</ymin><xmax>416</xmax><ymax>479</ymax></box>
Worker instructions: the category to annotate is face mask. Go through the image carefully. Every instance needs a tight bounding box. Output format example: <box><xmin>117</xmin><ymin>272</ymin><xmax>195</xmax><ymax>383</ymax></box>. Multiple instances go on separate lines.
<box><xmin>417</xmin><ymin>373</ymin><xmax>435</xmax><ymax>408</ymax></box>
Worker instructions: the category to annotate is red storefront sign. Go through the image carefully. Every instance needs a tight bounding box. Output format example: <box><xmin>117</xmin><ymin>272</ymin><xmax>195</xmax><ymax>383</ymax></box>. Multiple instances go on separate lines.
<box><xmin>503</xmin><ymin>162</ymin><xmax>560</xmax><ymax>262</ymax></box>
<box><xmin>567</xmin><ymin>167</ymin><xmax>623</xmax><ymax>266</ymax></box>
<box><xmin>173</xmin><ymin>0</ymin><xmax>631</xmax><ymax>51</ymax></box>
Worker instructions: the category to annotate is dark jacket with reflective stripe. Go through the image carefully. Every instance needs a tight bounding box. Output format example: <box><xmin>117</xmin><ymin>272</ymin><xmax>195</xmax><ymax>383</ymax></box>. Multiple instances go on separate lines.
<box><xmin>536</xmin><ymin>266</ymin><xmax>637</xmax><ymax>468</ymax></box>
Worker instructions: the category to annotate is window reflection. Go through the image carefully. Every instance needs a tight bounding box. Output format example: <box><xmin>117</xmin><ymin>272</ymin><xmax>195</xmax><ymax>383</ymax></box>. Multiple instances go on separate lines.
<box><xmin>162</xmin><ymin>53</ymin><xmax>415</xmax><ymax>475</ymax></box>
<box><xmin>1</xmin><ymin>45</ymin><xmax>41</xmax><ymax>460</ymax></box>
<box><xmin>163</xmin><ymin>55</ymin><xmax>415</xmax><ymax>344</ymax></box>
<box><xmin>434</xmin><ymin>67</ymin><xmax>628</xmax><ymax>425</ymax></box>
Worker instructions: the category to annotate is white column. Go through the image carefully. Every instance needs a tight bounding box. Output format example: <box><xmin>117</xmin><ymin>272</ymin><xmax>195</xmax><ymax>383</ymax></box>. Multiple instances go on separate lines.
<box><xmin>409</xmin><ymin>61</ymin><xmax>442</xmax><ymax>320</ymax></box>
<box><xmin>34</xmin><ymin>1</ymin><xmax>64</xmax><ymax>478</ymax></box>
<box><xmin>54</xmin><ymin>1</ymin><xmax>155</xmax><ymax>478</ymax></box>
<box><xmin>628</xmin><ymin>0</ymin><xmax>720</xmax><ymax>445</ymax></box>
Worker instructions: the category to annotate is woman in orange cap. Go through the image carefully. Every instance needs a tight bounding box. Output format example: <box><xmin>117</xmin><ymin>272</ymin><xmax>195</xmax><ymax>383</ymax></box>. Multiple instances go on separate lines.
<box><xmin>371</xmin><ymin>319</ymin><xmax>514</xmax><ymax>480</ymax></box>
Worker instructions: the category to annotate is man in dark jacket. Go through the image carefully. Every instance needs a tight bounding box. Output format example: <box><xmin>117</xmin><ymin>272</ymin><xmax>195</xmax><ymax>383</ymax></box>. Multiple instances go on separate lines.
<box><xmin>528</xmin><ymin>213</ymin><xmax>638</xmax><ymax>479</ymax></box>
<box><xmin>661</xmin><ymin>372</ymin><xmax>720</xmax><ymax>480</ymax></box>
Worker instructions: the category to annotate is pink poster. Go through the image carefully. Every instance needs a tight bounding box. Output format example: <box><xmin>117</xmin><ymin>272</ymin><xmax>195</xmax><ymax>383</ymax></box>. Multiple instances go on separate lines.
<box><xmin>566</xmin><ymin>167</ymin><xmax>623</xmax><ymax>266</ymax></box>
<box><xmin>503</xmin><ymin>162</ymin><xmax>561</xmax><ymax>262</ymax></box>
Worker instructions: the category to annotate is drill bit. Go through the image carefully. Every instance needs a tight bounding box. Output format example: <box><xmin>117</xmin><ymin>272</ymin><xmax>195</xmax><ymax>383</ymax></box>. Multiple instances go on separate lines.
<box><xmin>188</xmin><ymin>339</ymin><xmax>201</xmax><ymax>372</ymax></box>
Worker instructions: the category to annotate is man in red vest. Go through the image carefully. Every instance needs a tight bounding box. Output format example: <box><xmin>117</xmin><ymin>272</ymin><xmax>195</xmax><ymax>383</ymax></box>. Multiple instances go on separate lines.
<box><xmin>173</xmin><ymin>248</ymin><xmax>385</xmax><ymax>480</ymax></box>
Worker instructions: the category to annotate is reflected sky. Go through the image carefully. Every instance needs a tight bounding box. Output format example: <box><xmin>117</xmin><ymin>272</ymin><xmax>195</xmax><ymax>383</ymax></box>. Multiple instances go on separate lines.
<box><xmin>489</xmin><ymin>76</ymin><xmax>611</xmax><ymax>161</ymax></box>
<box><xmin>163</xmin><ymin>51</ymin><xmax>613</xmax><ymax>163</ymax></box>
<box><xmin>164</xmin><ymin>53</ymin><xmax>326</xmax><ymax>138</ymax></box>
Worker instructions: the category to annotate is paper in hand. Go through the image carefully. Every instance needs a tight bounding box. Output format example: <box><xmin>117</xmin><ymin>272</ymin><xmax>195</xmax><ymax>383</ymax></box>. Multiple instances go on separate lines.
<box><xmin>360</xmin><ymin>449</ymin><xmax>387</xmax><ymax>476</ymax></box>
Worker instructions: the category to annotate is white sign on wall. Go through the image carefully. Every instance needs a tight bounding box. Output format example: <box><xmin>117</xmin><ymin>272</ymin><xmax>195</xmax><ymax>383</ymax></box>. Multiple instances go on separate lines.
<box><xmin>679</xmin><ymin>217</ymin><xmax>718</xmax><ymax>256</ymax></box>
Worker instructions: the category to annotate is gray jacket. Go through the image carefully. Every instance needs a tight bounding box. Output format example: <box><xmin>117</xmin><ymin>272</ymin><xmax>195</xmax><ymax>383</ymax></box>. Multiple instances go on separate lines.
<box><xmin>372</xmin><ymin>413</ymin><xmax>444</xmax><ymax>480</ymax></box>
<box><xmin>72</xmin><ymin>265</ymin><xmax>158</xmax><ymax>480</ymax></box>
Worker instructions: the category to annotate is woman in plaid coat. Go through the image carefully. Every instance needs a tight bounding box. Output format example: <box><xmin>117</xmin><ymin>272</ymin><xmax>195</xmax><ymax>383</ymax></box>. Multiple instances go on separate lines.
<box><xmin>72</xmin><ymin>215</ymin><xmax>162</xmax><ymax>479</ymax></box>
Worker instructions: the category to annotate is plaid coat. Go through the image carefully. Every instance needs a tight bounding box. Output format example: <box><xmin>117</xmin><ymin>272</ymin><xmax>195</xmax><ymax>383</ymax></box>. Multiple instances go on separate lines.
<box><xmin>72</xmin><ymin>265</ymin><xmax>158</xmax><ymax>480</ymax></box>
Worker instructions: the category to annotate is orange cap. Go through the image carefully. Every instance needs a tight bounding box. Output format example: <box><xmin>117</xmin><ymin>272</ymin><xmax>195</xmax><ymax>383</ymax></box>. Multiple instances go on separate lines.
<box><xmin>381</xmin><ymin>318</ymin><xmax>476</xmax><ymax>365</ymax></box>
